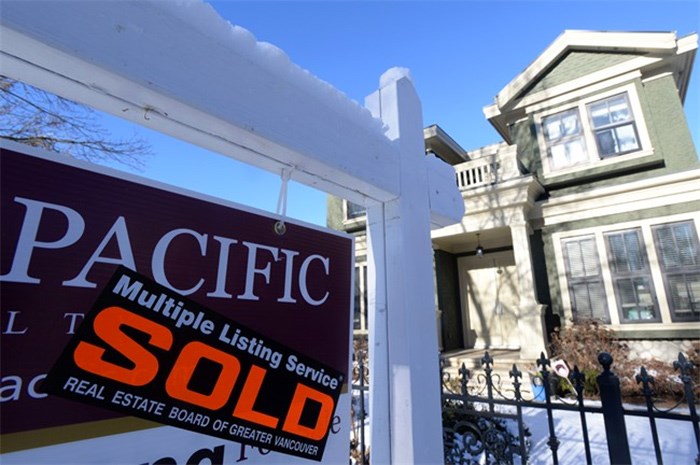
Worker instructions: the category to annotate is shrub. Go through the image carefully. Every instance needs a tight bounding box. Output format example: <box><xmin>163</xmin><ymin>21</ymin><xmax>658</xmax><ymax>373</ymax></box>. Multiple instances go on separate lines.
<box><xmin>549</xmin><ymin>319</ymin><xmax>699</xmax><ymax>402</ymax></box>
<box><xmin>549</xmin><ymin>319</ymin><xmax>630</xmax><ymax>397</ymax></box>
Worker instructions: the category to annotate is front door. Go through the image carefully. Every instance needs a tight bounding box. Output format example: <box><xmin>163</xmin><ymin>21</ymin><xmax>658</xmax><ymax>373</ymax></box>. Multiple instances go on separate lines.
<box><xmin>459</xmin><ymin>253</ymin><xmax>519</xmax><ymax>349</ymax></box>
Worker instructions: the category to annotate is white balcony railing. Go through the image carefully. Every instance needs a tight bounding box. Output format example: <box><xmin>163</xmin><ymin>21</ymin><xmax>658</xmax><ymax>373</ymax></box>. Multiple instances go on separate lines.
<box><xmin>453</xmin><ymin>144</ymin><xmax>521</xmax><ymax>190</ymax></box>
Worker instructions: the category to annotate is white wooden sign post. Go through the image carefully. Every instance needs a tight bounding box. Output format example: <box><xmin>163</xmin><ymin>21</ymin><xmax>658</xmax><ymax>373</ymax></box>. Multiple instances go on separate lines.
<box><xmin>0</xmin><ymin>1</ymin><xmax>464</xmax><ymax>463</ymax></box>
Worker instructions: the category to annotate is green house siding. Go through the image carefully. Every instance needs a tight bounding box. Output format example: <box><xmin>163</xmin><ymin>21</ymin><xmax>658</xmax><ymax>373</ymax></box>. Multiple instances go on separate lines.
<box><xmin>511</xmin><ymin>117</ymin><xmax>541</xmax><ymax>175</ymax></box>
<box><xmin>326</xmin><ymin>196</ymin><xmax>345</xmax><ymax>230</ymax></box>
<box><xmin>541</xmin><ymin>228</ymin><xmax>563</xmax><ymax>321</ymax></box>
<box><xmin>641</xmin><ymin>74</ymin><xmax>699</xmax><ymax>169</ymax></box>
<box><xmin>519</xmin><ymin>51</ymin><xmax>637</xmax><ymax>99</ymax></box>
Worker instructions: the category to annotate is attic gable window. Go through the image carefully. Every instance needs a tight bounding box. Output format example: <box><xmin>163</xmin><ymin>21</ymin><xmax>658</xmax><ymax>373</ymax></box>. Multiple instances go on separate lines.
<box><xmin>536</xmin><ymin>84</ymin><xmax>650</xmax><ymax>174</ymax></box>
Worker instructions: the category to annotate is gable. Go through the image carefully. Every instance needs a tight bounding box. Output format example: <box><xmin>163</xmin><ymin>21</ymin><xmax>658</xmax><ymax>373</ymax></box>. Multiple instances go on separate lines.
<box><xmin>518</xmin><ymin>51</ymin><xmax>639</xmax><ymax>100</ymax></box>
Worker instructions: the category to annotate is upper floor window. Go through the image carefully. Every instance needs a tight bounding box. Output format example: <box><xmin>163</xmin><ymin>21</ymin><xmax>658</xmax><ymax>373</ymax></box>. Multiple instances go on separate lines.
<box><xmin>537</xmin><ymin>84</ymin><xmax>651</xmax><ymax>174</ymax></box>
<box><xmin>587</xmin><ymin>93</ymin><xmax>640</xmax><ymax>158</ymax></box>
<box><xmin>543</xmin><ymin>108</ymin><xmax>587</xmax><ymax>170</ymax></box>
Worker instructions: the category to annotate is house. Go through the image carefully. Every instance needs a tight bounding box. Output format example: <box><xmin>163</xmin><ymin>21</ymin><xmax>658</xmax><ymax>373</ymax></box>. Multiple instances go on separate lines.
<box><xmin>328</xmin><ymin>30</ymin><xmax>699</xmax><ymax>365</ymax></box>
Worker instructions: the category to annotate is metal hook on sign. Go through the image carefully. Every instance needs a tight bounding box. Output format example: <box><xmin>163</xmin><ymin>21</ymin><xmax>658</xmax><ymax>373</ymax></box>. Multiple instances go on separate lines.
<box><xmin>274</xmin><ymin>168</ymin><xmax>292</xmax><ymax>235</ymax></box>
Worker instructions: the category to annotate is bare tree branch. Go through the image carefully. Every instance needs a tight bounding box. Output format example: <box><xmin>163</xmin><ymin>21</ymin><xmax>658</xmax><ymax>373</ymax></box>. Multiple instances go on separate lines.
<box><xmin>0</xmin><ymin>76</ymin><xmax>152</xmax><ymax>168</ymax></box>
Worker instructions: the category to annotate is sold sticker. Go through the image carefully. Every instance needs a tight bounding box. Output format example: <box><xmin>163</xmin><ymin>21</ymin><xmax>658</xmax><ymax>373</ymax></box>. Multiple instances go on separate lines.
<box><xmin>44</xmin><ymin>267</ymin><xmax>344</xmax><ymax>461</ymax></box>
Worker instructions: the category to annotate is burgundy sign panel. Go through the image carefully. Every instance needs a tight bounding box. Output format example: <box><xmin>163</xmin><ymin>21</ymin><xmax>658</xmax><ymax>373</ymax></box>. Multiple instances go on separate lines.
<box><xmin>0</xmin><ymin>146</ymin><xmax>352</xmax><ymax>438</ymax></box>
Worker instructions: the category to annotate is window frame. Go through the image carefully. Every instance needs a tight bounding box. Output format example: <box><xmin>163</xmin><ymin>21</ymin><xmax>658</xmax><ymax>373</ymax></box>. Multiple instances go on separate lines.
<box><xmin>561</xmin><ymin>235</ymin><xmax>611</xmax><ymax>323</ymax></box>
<box><xmin>552</xmin><ymin>214</ymin><xmax>700</xmax><ymax>331</ymax></box>
<box><xmin>534</xmin><ymin>83</ymin><xmax>652</xmax><ymax>176</ymax></box>
<box><xmin>652</xmin><ymin>221</ymin><xmax>700</xmax><ymax>322</ymax></box>
<box><xmin>604</xmin><ymin>228</ymin><xmax>660</xmax><ymax>324</ymax></box>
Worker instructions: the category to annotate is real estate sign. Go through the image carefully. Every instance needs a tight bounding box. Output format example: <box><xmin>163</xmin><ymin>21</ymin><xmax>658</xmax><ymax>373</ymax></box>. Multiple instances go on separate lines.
<box><xmin>0</xmin><ymin>142</ymin><xmax>353</xmax><ymax>464</ymax></box>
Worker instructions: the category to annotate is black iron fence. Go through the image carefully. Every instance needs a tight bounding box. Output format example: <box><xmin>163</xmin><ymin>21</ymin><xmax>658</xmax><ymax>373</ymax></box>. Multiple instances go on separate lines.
<box><xmin>351</xmin><ymin>350</ymin><xmax>700</xmax><ymax>465</ymax></box>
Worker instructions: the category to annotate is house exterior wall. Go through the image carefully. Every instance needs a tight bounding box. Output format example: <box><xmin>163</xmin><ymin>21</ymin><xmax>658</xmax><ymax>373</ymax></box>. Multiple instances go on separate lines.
<box><xmin>524</xmin><ymin>51</ymin><xmax>638</xmax><ymax>96</ymax></box>
<box><xmin>501</xmin><ymin>33</ymin><xmax>699</xmax><ymax>361</ymax></box>
<box><xmin>512</xmin><ymin>74</ymin><xmax>698</xmax><ymax>194</ymax></box>
<box><xmin>641</xmin><ymin>74</ymin><xmax>698</xmax><ymax>169</ymax></box>
<box><xmin>329</xmin><ymin>31</ymin><xmax>698</xmax><ymax>362</ymax></box>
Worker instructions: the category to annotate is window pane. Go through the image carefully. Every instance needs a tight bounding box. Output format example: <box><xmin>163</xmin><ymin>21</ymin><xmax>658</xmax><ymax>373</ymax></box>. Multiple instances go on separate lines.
<box><xmin>596</xmin><ymin>129</ymin><xmax>617</xmax><ymax>156</ymax></box>
<box><xmin>346</xmin><ymin>201</ymin><xmax>366</xmax><ymax>220</ymax></box>
<box><xmin>563</xmin><ymin>236</ymin><xmax>609</xmax><ymax>322</ymax></box>
<box><xmin>544</xmin><ymin>109</ymin><xmax>580</xmax><ymax>141</ymax></box>
<box><xmin>616</xmin><ymin>277</ymin><xmax>656</xmax><ymax>320</ymax></box>
<box><xmin>589</xmin><ymin>94</ymin><xmax>632</xmax><ymax>128</ymax></box>
<box><xmin>614</xmin><ymin>124</ymin><xmax>639</xmax><ymax>152</ymax></box>
<box><xmin>655</xmin><ymin>225</ymin><xmax>680</xmax><ymax>268</ymax></box>
<box><xmin>550</xmin><ymin>139</ymin><xmax>587</xmax><ymax>169</ymax></box>
<box><xmin>588</xmin><ymin>282</ymin><xmax>609</xmax><ymax>322</ymax></box>
<box><xmin>544</xmin><ymin>117</ymin><xmax>562</xmax><ymax>140</ymax></box>
<box><xmin>571</xmin><ymin>282</ymin><xmax>608</xmax><ymax>322</ymax></box>
<box><xmin>607</xmin><ymin>230</ymin><xmax>645</xmax><ymax>273</ymax></box>
<box><xmin>667</xmin><ymin>273</ymin><xmax>700</xmax><ymax>315</ymax></box>
<box><xmin>617</xmin><ymin>279</ymin><xmax>637</xmax><ymax>306</ymax></box>
<box><xmin>608</xmin><ymin>95</ymin><xmax>631</xmax><ymax>123</ymax></box>
<box><xmin>624</xmin><ymin>231</ymin><xmax>644</xmax><ymax>271</ymax></box>
<box><xmin>589</xmin><ymin>101</ymin><xmax>612</xmax><ymax>127</ymax></box>
<box><xmin>565</xmin><ymin>238</ymin><xmax>598</xmax><ymax>278</ymax></box>
<box><xmin>561</xmin><ymin>112</ymin><xmax>580</xmax><ymax>136</ymax></box>
<box><xmin>571</xmin><ymin>283</ymin><xmax>592</xmax><ymax>315</ymax></box>
<box><xmin>676</xmin><ymin>224</ymin><xmax>699</xmax><ymax>266</ymax></box>
<box><xmin>653</xmin><ymin>221</ymin><xmax>700</xmax><ymax>321</ymax></box>
<box><xmin>607</xmin><ymin>234</ymin><xmax>626</xmax><ymax>272</ymax></box>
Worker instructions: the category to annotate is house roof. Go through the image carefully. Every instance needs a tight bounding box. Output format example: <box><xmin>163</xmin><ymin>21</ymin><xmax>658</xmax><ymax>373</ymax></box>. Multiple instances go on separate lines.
<box><xmin>483</xmin><ymin>30</ymin><xmax>698</xmax><ymax>143</ymax></box>
<box><xmin>423</xmin><ymin>124</ymin><xmax>469</xmax><ymax>165</ymax></box>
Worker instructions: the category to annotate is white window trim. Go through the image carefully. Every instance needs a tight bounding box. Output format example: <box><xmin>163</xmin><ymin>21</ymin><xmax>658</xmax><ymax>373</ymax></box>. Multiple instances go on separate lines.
<box><xmin>552</xmin><ymin>212</ymin><xmax>700</xmax><ymax>331</ymax></box>
<box><xmin>534</xmin><ymin>82</ymin><xmax>653</xmax><ymax>177</ymax></box>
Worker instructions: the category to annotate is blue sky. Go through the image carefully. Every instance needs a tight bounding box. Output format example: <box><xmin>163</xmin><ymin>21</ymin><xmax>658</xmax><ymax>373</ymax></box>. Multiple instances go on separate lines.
<box><xmin>102</xmin><ymin>0</ymin><xmax>700</xmax><ymax>226</ymax></box>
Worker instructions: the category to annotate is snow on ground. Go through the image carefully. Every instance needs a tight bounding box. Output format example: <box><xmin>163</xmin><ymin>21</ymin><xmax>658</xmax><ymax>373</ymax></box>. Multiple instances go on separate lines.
<box><xmin>352</xmin><ymin>391</ymin><xmax>698</xmax><ymax>464</ymax></box>
<box><xmin>524</xmin><ymin>406</ymin><xmax>697</xmax><ymax>465</ymax></box>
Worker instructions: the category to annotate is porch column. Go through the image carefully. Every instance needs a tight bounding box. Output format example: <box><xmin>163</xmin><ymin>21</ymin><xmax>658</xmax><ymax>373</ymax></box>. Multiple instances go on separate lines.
<box><xmin>510</xmin><ymin>219</ymin><xmax>548</xmax><ymax>359</ymax></box>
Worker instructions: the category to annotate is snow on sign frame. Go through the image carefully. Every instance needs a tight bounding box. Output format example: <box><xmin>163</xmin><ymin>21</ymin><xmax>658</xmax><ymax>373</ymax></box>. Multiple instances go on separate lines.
<box><xmin>0</xmin><ymin>141</ymin><xmax>354</xmax><ymax>464</ymax></box>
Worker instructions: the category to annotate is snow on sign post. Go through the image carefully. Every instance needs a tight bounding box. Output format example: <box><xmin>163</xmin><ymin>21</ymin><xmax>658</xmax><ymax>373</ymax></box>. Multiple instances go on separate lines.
<box><xmin>0</xmin><ymin>143</ymin><xmax>353</xmax><ymax>464</ymax></box>
<box><xmin>0</xmin><ymin>1</ymin><xmax>465</xmax><ymax>464</ymax></box>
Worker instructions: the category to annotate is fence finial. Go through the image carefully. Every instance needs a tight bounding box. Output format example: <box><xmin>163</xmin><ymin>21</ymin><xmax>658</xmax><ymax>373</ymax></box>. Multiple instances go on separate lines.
<box><xmin>598</xmin><ymin>352</ymin><xmax>613</xmax><ymax>372</ymax></box>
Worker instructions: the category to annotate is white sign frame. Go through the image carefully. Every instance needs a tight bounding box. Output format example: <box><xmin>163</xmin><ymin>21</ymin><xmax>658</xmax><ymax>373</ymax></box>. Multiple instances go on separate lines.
<box><xmin>0</xmin><ymin>2</ymin><xmax>465</xmax><ymax>463</ymax></box>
